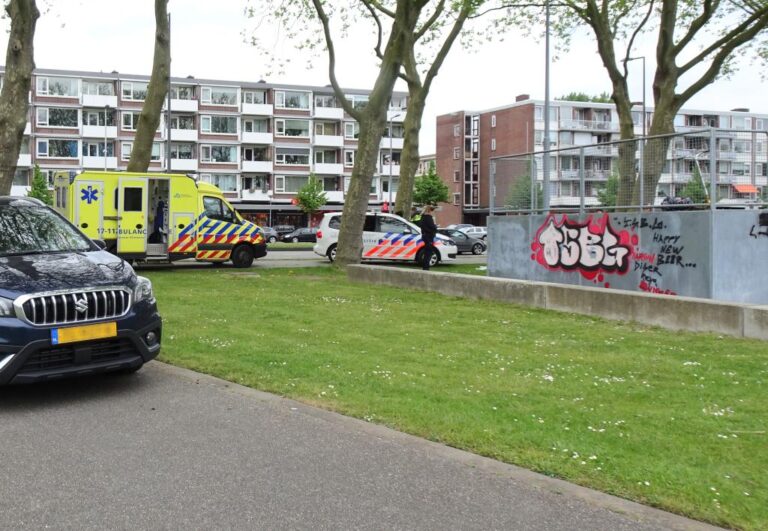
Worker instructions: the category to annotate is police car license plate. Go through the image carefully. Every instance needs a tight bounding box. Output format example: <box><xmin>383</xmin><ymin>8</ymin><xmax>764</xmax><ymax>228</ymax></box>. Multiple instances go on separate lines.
<box><xmin>51</xmin><ymin>322</ymin><xmax>117</xmax><ymax>345</ymax></box>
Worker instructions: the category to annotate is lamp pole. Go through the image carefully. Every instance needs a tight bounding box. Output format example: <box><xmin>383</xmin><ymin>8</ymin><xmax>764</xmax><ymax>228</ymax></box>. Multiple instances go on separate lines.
<box><xmin>542</xmin><ymin>0</ymin><xmax>551</xmax><ymax>212</ymax></box>
<box><xmin>104</xmin><ymin>104</ymin><xmax>109</xmax><ymax>171</ymax></box>
<box><xmin>387</xmin><ymin>112</ymin><xmax>402</xmax><ymax>209</ymax></box>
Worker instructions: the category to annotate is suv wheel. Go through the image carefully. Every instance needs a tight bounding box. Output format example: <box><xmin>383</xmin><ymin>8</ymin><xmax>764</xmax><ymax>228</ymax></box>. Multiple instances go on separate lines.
<box><xmin>292</xmin><ymin>237</ymin><xmax>299</xmax><ymax>243</ymax></box>
<box><xmin>268</xmin><ymin>236</ymin><xmax>277</xmax><ymax>243</ymax></box>
<box><xmin>472</xmin><ymin>243</ymin><xmax>484</xmax><ymax>255</ymax></box>
<box><xmin>231</xmin><ymin>244</ymin><xmax>255</xmax><ymax>268</ymax></box>
<box><xmin>327</xmin><ymin>244</ymin><xmax>337</xmax><ymax>263</ymax></box>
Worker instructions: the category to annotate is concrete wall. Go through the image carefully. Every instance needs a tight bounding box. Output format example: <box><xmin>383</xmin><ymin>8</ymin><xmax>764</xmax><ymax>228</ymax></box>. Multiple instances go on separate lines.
<box><xmin>346</xmin><ymin>265</ymin><xmax>768</xmax><ymax>341</ymax></box>
<box><xmin>487</xmin><ymin>210</ymin><xmax>768</xmax><ymax>305</ymax></box>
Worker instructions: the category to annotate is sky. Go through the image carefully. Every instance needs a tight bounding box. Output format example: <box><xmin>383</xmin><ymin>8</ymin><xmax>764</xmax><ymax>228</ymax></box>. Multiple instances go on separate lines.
<box><xmin>3</xmin><ymin>0</ymin><xmax>767</xmax><ymax>154</ymax></box>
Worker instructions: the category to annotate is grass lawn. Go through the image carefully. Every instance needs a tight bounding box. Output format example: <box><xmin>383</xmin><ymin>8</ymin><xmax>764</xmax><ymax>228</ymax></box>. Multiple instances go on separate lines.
<box><xmin>266</xmin><ymin>242</ymin><xmax>315</xmax><ymax>251</ymax></box>
<box><xmin>146</xmin><ymin>266</ymin><xmax>767</xmax><ymax>530</ymax></box>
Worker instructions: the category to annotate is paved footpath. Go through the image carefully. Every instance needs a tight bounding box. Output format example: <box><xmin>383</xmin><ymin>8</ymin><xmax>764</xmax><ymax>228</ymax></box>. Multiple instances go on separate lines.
<box><xmin>0</xmin><ymin>363</ymin><xmax>720</xmax><ymax>530</ymax></box>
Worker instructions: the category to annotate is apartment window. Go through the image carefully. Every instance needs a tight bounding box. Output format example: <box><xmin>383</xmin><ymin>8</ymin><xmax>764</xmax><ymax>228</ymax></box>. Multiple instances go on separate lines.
<box><xmin>315</xmin><ymin>94</ymin><xmax>337</xmax><ymax>108</ymax></box>
<box><xmin>201</xmin><ymin>86</ymin><xmax>238</xmax><ymax>105</ymax></box>
<box><xmin>201</xmin><ymin>145</ymin><xmax>237</xmax><ymax>163</ymax></box>
<box><xmin>36</xmin><ymin>139</ymin><xmax>78</xmax><ymax>158</ymax></box>
<box><xmin>201</xmin><ymin>115</ymin><xmax>238</xmax><ymax>134</ymax></box>
<box><xmin>122</xmin><ymin>112</ymin><xmax>140</xmax><ymax>131</ymax></box>
<box><xmin>82</xmin><ymin>81</ymin><xmax>114</xmax><ymax>96</ymax></box>
<box><xmin>755</xmin><ymin>119</ymin><xmax>765</xmax><ymax>130</ymax></box>
<box><xmin>82</xmin><ymin>141</ymin><xmax>113</xmax><ymax>157</ymax></box>
<box><xmin>36</xmin><ymin>108</ymin><xmax>78</xmax><ymax>127</ymax></box>
<box><xmin>491</xmin><ymin>138</ymin><xmax>496</xmax><ymax>151</ymax></box>
<box><xmin>243</xmin><ymin>175</ymin><xmax>268</xmax><ymax>192</ymax></box>
<box><xmin>453</xmin><ymin>124</ymin><xmax>460</xmax><ymax>137</ymax></box>
<box><xmin>491</xmin><ymin>114</ymin><xmax>496</xmax><ymax>127</ymax></box>
<box><xmin>385</xmin><ymin>123</ymin><xmax>404</xmax><ymax>138</ymax></box>
<box><xmin>453</xmin><ymin>193</ymin><xmax>460</xmax><ymax>205</ymax></box>
<box><xmin>242</xmin><ymin>118</ymin><xmax>269</xmax><ymax>133</ymax></box>
<box><xmin>381</xmin><ymin>151</ymin><xmax>401</xmax><ymax>166</ymax></box>
<box><xmin>453</xmin><ymin>170</ymin><xmax>460</xmax><ymax>182</ymax></box>
<box><xmin>275</xmin><ymin>90</ymin><xmax>310</xmax><ymax>110</ymax></box>
<box><xmin>453</xmin><ymin>147</ymin><xmax>460</xmax><ymax>160</ymax></box>
<box><xmin>121</xmin><ymin>142</ymin><xmax>132</xmax><ymax>161</ymax></box>
<box><xmin>36</xmin><ymin>76</ymin><xmax>78</xmax><ymax>97</ymax></box>
<box><xmin>170</xmin><ymin>86</ymin><xmax>194</xmax><ymax>100</ymax></box>
<box><xmin>274</xmin><ymin>175</ymin><xmax>309</xmax><ymax>193</ymax></box>
<box><xmin>733</xmin><ymin>140</ymin><xmax>751</xmax><ymax>153</ymax></box>
<box><xmin>171</xmin><ymin>143</ymin><xmax>195</xmax><ymax>159</ymax></box>
<box><xmin>344</xmin><ymin>122</ymin><xmax>360</xmax><ymax>140</ymax></box>
<box><xmin>389</xmin><ymin>96</ymin><xmax>407</xmax><ymax>110</ymax></box>
<box><xmin>275</xmin><ymin>118</ymin><xmax>310</xmax><ymax>137</ymax></box>
<box><xmin>534</xmin><ymin>106</ymin><xmax>557</xmax><ymax>121</ymax></box>
<box><xmin>13</xmin><ymin>169</ymin><xmax>29</xmax><ymax>186</ymax></box>
<box><xmin>275</xmin><ymin>147</ymin><xmax>310</xmax><ymax>165</ymax></box>
<box><xmin>171</xmin><ymin>115</ymin><xmax>195</xmax><ymax>130</ymax></box>
<box><xmin>323</xmin><ymin>176</ymin><xmax>339</xmax><ymax>192</ymax></box>
<box><xmin>122</xmin><ymin>81</ymin><xmax>148</xmax><ymax>101</ymax></box>
<box><xmin>345</xmin><ymin>94</ymin><xmax>369</xmax><ymax>110</ymax></box>
<box><xmin>242</xmin><ymin>146</ymin><xmax>268</xmax><ymax>161</ymax></box>
<box><xmin>732</xmin><ymin>162</ymin><xmax>750</xmax><ymax>176</ymax></box>
<box><xmin>315</xmin><ymin>150</ymin><xmax>338</xmax><ymax>164</ymax></box>
<box><xmin>150</xmin><ymin>143</ymin><xmax>162</xmax><ymax>161</ymax></box>
<box><xmin>344</xmin><ymin>150</ymin><xmax>355</xmax><ymax>168</ymax></box>
<box><xmin>242</xmin><ymin>90</ymin><xmax>266</xmax><ymax>104</ymax></box>
<box><xmin>732</xmin><ymin>116</ymin><xmax>750</xmax><ymax>130</ymax></box>
<box><xmin>83</xmin><ymin>110</ymin><xmax>114</xmax><ymax>126</ymax></box>
<box><xmin>315</xmin><ymin>122</ymin><xmax>337</xmax><ymax>136</ymax></box>
<box><xmin>201</xmin><ymin>173</ymin><xmax>237</xmax><ymax>192</ymax></box>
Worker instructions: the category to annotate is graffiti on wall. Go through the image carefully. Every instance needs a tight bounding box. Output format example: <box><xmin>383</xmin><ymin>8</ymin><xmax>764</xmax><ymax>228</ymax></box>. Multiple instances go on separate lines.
<box><xmin>531</xmin><ymin>213</ymin><xmax>635</xmax><ymax>288</ymax></box>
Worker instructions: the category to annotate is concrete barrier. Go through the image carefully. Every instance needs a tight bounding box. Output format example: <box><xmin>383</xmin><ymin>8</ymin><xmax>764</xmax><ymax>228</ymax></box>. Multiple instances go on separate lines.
<box><xmin>346</xmin><ymin>265</ymin><xmax>767</xmax><ymax>341</ymax></box>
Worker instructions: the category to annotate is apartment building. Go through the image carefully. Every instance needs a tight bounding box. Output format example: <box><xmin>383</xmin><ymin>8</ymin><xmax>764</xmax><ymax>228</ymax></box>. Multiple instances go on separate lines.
<box><xmin>3</xmin><ymin>67</ymin><xmax>407</xmax><ymax>227</ymax></box>
<box><xmin>436</xmin><ymin>94</ymin><xmax>768</xmax><ymax>226</ymax></box>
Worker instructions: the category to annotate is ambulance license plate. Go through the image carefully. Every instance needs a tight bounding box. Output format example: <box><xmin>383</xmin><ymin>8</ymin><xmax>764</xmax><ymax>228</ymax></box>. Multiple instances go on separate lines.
<box><xmin>51</xmin><ymin>322</ymin><xmax>117</xmax><ymax>345</ymax></box>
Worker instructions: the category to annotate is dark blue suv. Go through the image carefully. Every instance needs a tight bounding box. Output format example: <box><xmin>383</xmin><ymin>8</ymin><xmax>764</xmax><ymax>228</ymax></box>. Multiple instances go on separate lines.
<box><xmin>0</xmin><ymin>197</ymin><xmax>161</xmax><ymax>385</ymax></box>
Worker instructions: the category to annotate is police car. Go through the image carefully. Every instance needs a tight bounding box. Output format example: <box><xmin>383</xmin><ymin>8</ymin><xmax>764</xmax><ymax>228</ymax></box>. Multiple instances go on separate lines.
<box><xmin>313</xmin><ymin>212</ymin><xmax>457</xmax><ymax>266</ymax></box>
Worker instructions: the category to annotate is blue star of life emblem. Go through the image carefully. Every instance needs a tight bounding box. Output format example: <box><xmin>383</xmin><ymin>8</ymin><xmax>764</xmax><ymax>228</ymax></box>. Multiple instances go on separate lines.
<box><xmin>81</xmin><ymin>186</ymin><xmax>99</xmax><ymax>204</ymax></box>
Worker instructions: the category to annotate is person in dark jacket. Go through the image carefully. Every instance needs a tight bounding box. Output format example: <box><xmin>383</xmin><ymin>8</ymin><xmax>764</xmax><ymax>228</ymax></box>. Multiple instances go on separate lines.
<box><xmin>419</xmin><ymin>205</ymin><xmax>438</xmax><ymax>270</ymax></box>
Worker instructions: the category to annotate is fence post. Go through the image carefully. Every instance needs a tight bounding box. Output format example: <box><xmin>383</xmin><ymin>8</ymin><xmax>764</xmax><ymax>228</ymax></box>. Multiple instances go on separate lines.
<box><xmin>709</xmin><ymin>128</ymin><xmax>717</xmax><ymax>211</ymax></box>
<box><xmin>531</xmin><ymin>155</ymin><xmax>537</xmax><ymax>212</ymax></box>
<box><xmin>579</xmin><ymin>147</ymin><xmax>585</xmax><ymax>216</ymax></box>
<box><xmin>490</xmin><ymin>159</ymin><xmax>495</xmax><ymax>217</ymax></box>
<box><xmin>638</xmin><ymin>138</ymin><xmax>645</xmax><ymax>209</ymax></box>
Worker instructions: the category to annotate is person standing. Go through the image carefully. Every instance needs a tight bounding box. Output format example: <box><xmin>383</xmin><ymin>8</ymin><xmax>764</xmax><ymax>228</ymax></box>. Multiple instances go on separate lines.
<box><xmin>419</xmin><ymin>205</ymin><xmax>438</xmax><ymax>270</ymax></box>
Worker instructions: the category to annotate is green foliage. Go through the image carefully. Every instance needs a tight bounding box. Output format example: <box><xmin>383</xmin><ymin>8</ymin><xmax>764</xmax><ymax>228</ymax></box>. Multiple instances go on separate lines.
<box><xmin>26</xmin><ymin>165</ymin><xmax>52</xmax><ymax>205</ymax></box>
<box><xmin>556</xmin><ymin>91</ymin><xmax>612</xmax><ymax>103</ymax></box>
<box><xmin>597</xmin><ymin>171</ymin><xmax>619</xmax><ymax>208</ymax></box>
<box><xmin>505</xmin><ymin>175</ymin><xmax>543</xmax><ymax>211</ymax></box>
<box><xmin>295</xmin><ymin>174</ymin><xmax>327</xmax><ymax>221</ymax></box>
<box><xmin>413</xmin><ymin>161</ymin><xmax>449</xmax><ymax>206</ymax></box>
<box><xmin>680</xmin><ymin>166</ymin><xmax>708</xmax><ymax>204</ymax></box>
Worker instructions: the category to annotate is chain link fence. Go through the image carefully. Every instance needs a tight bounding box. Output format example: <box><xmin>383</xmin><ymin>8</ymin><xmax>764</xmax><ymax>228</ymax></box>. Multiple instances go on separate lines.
<box><xmin>491</xmin><ymin>129</ymin><xmax>768</xmax><ymax>214</ymax></box>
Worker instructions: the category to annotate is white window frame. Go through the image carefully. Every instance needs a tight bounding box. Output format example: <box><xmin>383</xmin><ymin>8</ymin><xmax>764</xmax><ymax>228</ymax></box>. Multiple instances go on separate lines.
<box><xmin>274</xmin><ymin>175</ymin><xmax>285</xmax><ymax>193</ymax></box>
<box><xmin>491</xmin><ymin>114</ymin><xmax>497</xmax><ymax>127</ymax></box>
<box><xmin>453</xmin><ymin>193</ymin><xmax>460</xmax><ymax>205</ymax></box>
<box><xmin>344</xmin><ymin>150</ymin><xmax>355</xmax><ymax>168</ymax></box>
<box><xmin>122</xmin><ymin>112</ymin><xmax>139</xmax><ymax>131</ymax></box>
<box><xmin>453</xmin><ymin>170</ymin><xmax>460</xmax><ymax>182</ymax></box>
<box><xmin>453</xmin><ymin>147</ymin><xmax>460</xmax><ymax>160</ymax></box>
<box><xmin>121</xmin><ymin>142</ymin><xmax>133</xmax><ymax>161</ymax></box>
<box><xmin>344</xmin><ymin>122</ymin><xmax>360</xmax><ymax>140</ymax></box>
<box><xmin>36</xmin><ymin>107</ymin><xmax>49</xmax><ymax>126</ymax></box>
<box><xmin>491</xmin><ymin>138</ymin><xmax>497</xmax><ymax>151</ymax></box>
<box><xmin>36</xmin><ymin>77</ymin><xmax>48</xmax><ymax>95</ymax></box>
<box><xmin>453</xmin><ymin>124</ymin><xmax>460</xmax><ymax>137</ymax></box>
<box><xmin>201</xmin><ymin>87</ymin><xmax>212</xmax><ymax>103</ymax></box>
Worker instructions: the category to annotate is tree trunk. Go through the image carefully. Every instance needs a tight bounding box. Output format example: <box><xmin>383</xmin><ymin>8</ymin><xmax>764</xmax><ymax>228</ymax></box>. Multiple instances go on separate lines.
<box><xmin>394</xmin><ymin>95</ymin><xmax>425</xmax><ymax>215</ymax></box>
<box><xmin>0</xmin><ymin>0</ymin><xmax>39</xmax><ymax>195</ymax></box>
<box><xmin>127</xmin><ymin>0</ymin><xmax>170</xmax><ymax>173</ymax></box>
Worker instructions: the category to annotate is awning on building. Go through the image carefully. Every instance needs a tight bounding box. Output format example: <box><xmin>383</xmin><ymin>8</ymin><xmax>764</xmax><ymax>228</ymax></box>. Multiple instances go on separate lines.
<box><xmin>733</xmin><ymin>184</ymin><xmax>758</xmax><ymax>194</ymax></box>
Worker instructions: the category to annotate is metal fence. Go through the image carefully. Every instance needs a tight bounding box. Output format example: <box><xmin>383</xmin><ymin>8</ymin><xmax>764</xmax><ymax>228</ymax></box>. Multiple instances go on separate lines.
<box><xmin>490</xmin><ymin>129</ymin><xmax>768</xmax><ymax>214</ymax></box>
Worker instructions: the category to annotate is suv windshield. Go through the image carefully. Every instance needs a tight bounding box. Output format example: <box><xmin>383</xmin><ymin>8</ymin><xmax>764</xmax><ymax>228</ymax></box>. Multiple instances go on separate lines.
<box><xmin>0</xmin><ymin>203</ymin><xmax>92</xmax><ymax>257</ymax></box>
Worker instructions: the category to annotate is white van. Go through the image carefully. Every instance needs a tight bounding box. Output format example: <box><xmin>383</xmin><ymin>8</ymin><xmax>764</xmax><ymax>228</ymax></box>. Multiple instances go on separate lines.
<box><xmin>314</xmin><ymin>212</ymin><xmax>458</xmax><ymax>266</ymax></box>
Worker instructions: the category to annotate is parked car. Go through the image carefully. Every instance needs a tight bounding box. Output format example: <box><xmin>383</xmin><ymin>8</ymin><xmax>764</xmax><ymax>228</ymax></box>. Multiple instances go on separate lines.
<box><xmin>0</xmin><ymin>197</ymin><xmax>162</xmax><ymax>385</ymax></box>
<box><xmin>438</xmin><ymin>229</ymin><xmax>486</xmax><ymax>255</ymax></box>
<box><xmin>446</xmin><ymin>223</ymin><xmax>474</xmax><ymax>231</ymax></box>
<box><xmin>461</xmin><ymin>226</ymin><xmax>488</xmax><ymax>240</ymax></box>
<box><xmin>261</xmin><ymin>227</ymin><xmax>279</xmax><ymax>243</ymax></box>
<box><xmin>273</xmin><ymin>225</ymin><xmax>296</xmax><ymax>239</ymax></box>
<box><xmin>314</xmin><ymin>212</ymin><xmax>457</xmax><ymax>267</ymax></box>
<box><xmin>282</xmin><ymin>227</ymin><xmax>318</xmax><ymax>243</ymax></box>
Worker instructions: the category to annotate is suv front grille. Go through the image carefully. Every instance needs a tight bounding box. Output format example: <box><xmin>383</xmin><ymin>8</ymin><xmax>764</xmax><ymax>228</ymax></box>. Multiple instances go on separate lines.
<box><xmin>18</xmin><ymin>338</ymin><xmax>138</xmax><ymax>373</ymax></box>
<box><xmin>17</xmin><ymin>289</ymin><xmax>131</xmax><ymax>326</ymax></box>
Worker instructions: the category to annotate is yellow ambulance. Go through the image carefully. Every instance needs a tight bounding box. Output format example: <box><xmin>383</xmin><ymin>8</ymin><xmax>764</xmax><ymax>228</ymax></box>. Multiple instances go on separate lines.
<box><xmin>53</xmin><ymin>171</ymin><xmax>266</xmax><ymax>267</ymax></box>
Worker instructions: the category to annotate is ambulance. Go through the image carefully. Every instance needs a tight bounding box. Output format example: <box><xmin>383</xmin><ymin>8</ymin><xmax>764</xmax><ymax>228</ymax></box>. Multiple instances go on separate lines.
<box><xmin>53</xmin><ymin>171</ymin><xmax>266</xmax><ymax>268</ymax></box>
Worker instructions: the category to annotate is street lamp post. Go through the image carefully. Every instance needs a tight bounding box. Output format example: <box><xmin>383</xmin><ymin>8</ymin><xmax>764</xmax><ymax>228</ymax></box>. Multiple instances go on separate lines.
<box><xmin>387</xmin><ymin>111</ymin><xmax>402</xmax><ymax>210</ymax></box>
<box><xmin>104</xmin><ymin>104</ymin><xmax>109</xmax><ymax>171</ymax></box>
<box><xmin>542</xmin><ymin>0</ymin><xmax>551</xmax><ymax>212</ymax></box>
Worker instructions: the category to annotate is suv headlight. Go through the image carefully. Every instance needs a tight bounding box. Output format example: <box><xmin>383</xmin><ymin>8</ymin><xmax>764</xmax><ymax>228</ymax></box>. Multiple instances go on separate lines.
<box><xmin>0</xmin><ymin>296</ymin><xmax>15</xmax><ymax>317</ymax></box>
<box><xmin>134</xmin><ymin>276</ymin><xmax>155</xmax><ymax>304</ymax></box>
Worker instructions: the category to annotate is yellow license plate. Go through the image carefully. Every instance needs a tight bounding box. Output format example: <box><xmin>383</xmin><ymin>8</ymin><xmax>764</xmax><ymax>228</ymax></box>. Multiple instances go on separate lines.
<box><xmin>52</xmin><ymin>322</ymin><xmax>117</xmax><ymax>345</ymax></box>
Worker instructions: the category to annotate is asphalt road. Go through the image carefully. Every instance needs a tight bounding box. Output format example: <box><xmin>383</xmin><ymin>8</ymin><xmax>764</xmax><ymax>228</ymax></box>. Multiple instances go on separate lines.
<box><xmin>0</xmin><ymin>363</ymin><xmax>718</xmax><ymax>530</ymax></box>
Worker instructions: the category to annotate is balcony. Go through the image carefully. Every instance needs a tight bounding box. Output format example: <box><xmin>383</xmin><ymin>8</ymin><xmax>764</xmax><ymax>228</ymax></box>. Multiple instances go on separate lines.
<box><xmin>559</xmin><ymin>119</ymin><xmax>618</xmax><ymax>132</ymax></box>
<box><xmin>380</xmin><ymin>137</ymin><xmax>404</xmax><ymax>150</ymax></box>
<box><xmin>171</xmin><ymin>158</ymin><xmax>198</xmax><ymax>171</ymax></box>
<box><xmin>17</xmin><ymin>153</ymin><xmax>31</xmax><ymax>167</ymax></box>
<box><xmin>242</xmin><ymin>102</ymin><xmax>273</xmax><ymax>116</ymax></box>
<box><xmin>170</xmin><ymin>99</ymin><xmax>198</xmax><ymax>112</ymax></box>
<box><xmin>242</xmin><ymin>160</ymin><xmax>273</xmax><ymax>172</ymax></box>
<box><xmin>387</xmin><ymin>110</ymin><xmax>406</xmax><ymax>122</ymax></box>
<box><xmin>170</xmin><ymin>128</ymin><xmax>198</xmax><ymax>142</ymax></box>
<box><xmin>314</xmin><ymin>106</ymin><xmax>344</xmax><ymax>120</ymax></box>
<box><xmin>83</xmin><ymin>155</ymin><xmax>118</xmax><ymax>169</ymax></box>
<box><xmin>81</xmin><ymin>125</ymin><xmax>118</xmax><ymax>138</ymax></box>
<box><xmin>325</xmin><ymin>191</ymin><xmax>344</xmax><ymax>202</ymax></box>
<box><xmin>82</xmin><ymin>94</ymin><xmax>118</xmax><ymax>108</ymax></box>
<box><xmin>241</xmin><ymin>189</ymin><xmax>271</xmax><ymax>201</ymax></box>
<box><xmin>242</xmin><ymin>131</ymin><xmax>273</xmax><ymax>144</ymax></box>
<box><xmin>24</xmin><ymin>123</ymin><xmax>31</xmax><ymax>135</ymax></box>
<box><xmin>559</xmin><ymin>169</ymin><xmax>611</xmax><ymax>181</ymax></box>
<box><xmin>550</xmin><ymin>195</ymin><xmax>601</xmax><ymax>207</ymax></box>
<box><xmin>314</xmin><ymin>134</ymin><xmax>344</xmax><ymax>147</ymax></box>
<box><xmin>380</xmin><ymin>164</ymin><xmax>400</xmax><ymax>176</ymax></box>
<box><xmin>314</xmin><ymin>162</ymin><xmax>344</xmax><ymax>174</ymax></box>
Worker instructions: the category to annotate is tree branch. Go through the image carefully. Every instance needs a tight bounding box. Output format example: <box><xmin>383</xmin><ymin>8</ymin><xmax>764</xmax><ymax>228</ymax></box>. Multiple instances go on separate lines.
<box><xmin>672</xmin><ymin>0</ymin><xmax>718</xmax><ymax>56</ymax></box>
<box><xmin>361</xmin><ymin>0</ymin><xmax>385</xmax><ymax>61</ymax></box>
<box><xmin>415</xmin><ymin>0</ymin><xmax>446</xmax><ymax>40</ymax></box>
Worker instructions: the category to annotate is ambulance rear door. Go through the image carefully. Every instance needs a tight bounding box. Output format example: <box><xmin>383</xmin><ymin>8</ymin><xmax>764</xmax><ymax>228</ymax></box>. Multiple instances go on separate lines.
<box><xmin>117</xmin><ymin>177</ymin><xmax>148</xmax><ymax>255</ymax></box>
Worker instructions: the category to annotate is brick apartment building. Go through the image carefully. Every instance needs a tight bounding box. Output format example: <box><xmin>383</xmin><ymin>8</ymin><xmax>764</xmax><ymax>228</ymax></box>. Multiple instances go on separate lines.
<box><xmin>436</xmin><ymin>94</ymin><xmax>768</xmax><ymax>227</ymax></box>
<box><xmin>2</xmin><ymin>67</ymin><xmax>408</xmax><ymax>227</ymax></box>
